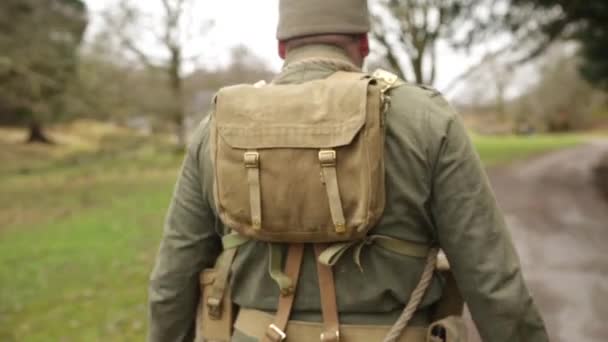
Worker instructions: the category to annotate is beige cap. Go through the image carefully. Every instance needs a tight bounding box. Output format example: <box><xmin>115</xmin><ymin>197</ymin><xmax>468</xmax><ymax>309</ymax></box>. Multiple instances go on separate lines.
<box><xmin>277</xmin><ymin>0</ymin><xmax>370</xmax><ymax>41</ymax></box>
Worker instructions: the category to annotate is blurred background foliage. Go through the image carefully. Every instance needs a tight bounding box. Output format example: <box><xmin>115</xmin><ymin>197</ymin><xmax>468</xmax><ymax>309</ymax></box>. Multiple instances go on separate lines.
<box><xmin>0</xmin><ymin>0</ymin><xmax>607</xmax><ymax>341</ymax></box>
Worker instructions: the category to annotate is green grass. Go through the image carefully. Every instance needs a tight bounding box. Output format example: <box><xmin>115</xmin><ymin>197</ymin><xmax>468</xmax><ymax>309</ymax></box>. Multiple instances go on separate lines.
<box><xmin>0</xmin><ymin>128</ymin><xmax>181</xmax><ymax>342</ymax></box>
<box><xmin>472</xmin><ymin>134</ymin><xmax>582</xmax><ymax>166</ymax></box>
<box><xmin>0</xmin><ymin>127</ymin><xmax>586</xmax><ymax>341</ymax></box>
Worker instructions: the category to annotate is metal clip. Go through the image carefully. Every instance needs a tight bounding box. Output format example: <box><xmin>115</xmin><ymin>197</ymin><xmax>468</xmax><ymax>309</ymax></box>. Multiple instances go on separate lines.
<box><xmin>318</xmin><ymin>150</ymin><xmax>337</xmax><ymax>167</ymax></box>
<box><xmin>267</xmin><ymin>323</ymin><xmax>287</xmax><ymax>341</ymax></box>
<box><xmin>321</xmin><ymin>329</ymin><xmax>340</xmax><ymax>342</ymax></box>
<box><xmin>244</xmin><ymin>151</ymin><xmax>260</xmax><ymax>168</ymax></box>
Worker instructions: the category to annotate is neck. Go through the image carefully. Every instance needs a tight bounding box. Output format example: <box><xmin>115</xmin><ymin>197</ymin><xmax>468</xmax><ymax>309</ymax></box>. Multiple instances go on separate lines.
<box><xmin>284</xmin><ymin>44</ymin><xmax>355</xmax><ymax>67</ymax></box>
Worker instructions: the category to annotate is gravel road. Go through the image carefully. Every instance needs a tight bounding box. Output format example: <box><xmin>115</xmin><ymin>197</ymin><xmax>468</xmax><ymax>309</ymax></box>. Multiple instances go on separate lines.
<box><xmin>465</xmin><ymin>140</ymin><xmax>608</xmax><ymax>342</ymax></box>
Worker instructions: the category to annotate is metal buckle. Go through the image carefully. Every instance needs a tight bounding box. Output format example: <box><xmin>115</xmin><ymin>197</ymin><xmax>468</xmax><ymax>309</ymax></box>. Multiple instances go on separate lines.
<box><xmin>318</xmin><ymin>150</ymin><xmax>337</xmax><ymax>167</ymax></box>
<box><xmin>321</xmin><ymin>329</ymin><xmax>340</xmax><ymax>342</ymax></box>
<box><xmin>244</xmin><ymin>151</ymin><xmax>260</xmax><ymax>168</ymax></box>
<box><xmin>205</xmin><ymin>297</ymin><xmax>222</xmax><ymax>318</ymax></box>
<box><xmin>267</xmin><ymin>323</ymin><xmax>287</xmax><ymax>341</ymax></box>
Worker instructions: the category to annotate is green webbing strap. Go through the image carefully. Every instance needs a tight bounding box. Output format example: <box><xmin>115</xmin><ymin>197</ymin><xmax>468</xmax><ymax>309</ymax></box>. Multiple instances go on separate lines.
<box><xmin>206</xmin><ymin>233</ymin><xmax>251</xmax><ymax>318</ymax></box>
<box><xmin>222</xmin><ymin>233</ymin><xmax>251</xmax><ymax>250</ymax></box>
<box><xmin>318</xmin><ymin>235</ymin><xmax>430</xmax><ymax>271</ymax></box>
<box><xmin>268</xmin><ymin>243</ymin><xmax>295</xmax><ymax>295</ymax></box>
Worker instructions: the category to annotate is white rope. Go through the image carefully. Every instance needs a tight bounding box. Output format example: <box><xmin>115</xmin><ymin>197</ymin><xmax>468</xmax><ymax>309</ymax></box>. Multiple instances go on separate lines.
<box><xmin>383</xmin><ymin>248</ymin><xmax>439</xmax><ymax>342</ymax></box>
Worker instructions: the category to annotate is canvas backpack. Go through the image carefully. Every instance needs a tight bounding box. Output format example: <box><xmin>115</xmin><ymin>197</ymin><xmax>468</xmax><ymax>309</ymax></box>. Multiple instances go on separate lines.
<box><xmin>210</xmin><ymin>71</ymin><xmax>387</xmax><ymax>243</ymax></box>
<box><xmin>197</xmin><ymin>70</ymin><xmax>464</xmax><ymax>342</ymax></box>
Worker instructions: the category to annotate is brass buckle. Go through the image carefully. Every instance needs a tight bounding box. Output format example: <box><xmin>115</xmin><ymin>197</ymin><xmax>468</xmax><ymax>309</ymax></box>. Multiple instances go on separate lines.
<box><xmin>205</xmin><ymin>297</ymin><xmax>222</xmax><ymax>319</ymax></box>
<box><xmin>267</xmin><ymin>323</ymin><xmax>287</xmax><ymax>341</ymax></box>
<box><xmin>318</xmin><ymin>150</ymin><xmax>337</xmax><ymax>167</ymax></box>
<box><xmin>244</xmin><ymin>151</ymin><xmax>260</xmax><ymax>168</ymax></box>
<box><xmin>321</xmin><ymin>329</ymin><xmax>340</xmax><ymax>342</ymax></box>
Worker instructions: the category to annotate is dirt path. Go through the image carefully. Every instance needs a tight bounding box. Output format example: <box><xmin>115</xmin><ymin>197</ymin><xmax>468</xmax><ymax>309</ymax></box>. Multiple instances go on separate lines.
<box><xmin>467</xmin><ymin>140</ymin><xmax>608</xmax><ymax>341</ymax></box>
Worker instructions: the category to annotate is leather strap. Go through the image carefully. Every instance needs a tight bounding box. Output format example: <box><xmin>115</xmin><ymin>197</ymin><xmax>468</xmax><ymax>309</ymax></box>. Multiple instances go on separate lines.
<box><xmin>263</xmin><ymin>243</ymin><xmax>305</xmax><ymax>342</ymax></box>
<box><xmin>314</xmin><ymin>244</ymin><xmax>340</xmax><ymax>342</ymax></box>
<box><xmin>244</xmin><ymin>151</ymin><xmax>262</xmax><ymax>230</ymax></box>
<box><xmin>319</xmin><ymin>149</ymin><xmax>346</xmax><ymax>233</ymax></box>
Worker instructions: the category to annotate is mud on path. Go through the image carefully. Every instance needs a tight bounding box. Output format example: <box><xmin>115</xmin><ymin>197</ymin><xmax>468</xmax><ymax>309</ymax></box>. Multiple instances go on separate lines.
<box><xmin>466</xmin><ymin>140</ymin><xmax>608</xmax><ymax>342</ymax></box>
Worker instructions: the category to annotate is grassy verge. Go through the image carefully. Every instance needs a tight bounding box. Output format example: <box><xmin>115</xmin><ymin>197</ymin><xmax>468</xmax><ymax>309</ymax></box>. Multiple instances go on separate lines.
<box><xmin>0</xmin><ymin>124</ymin><xmax>585</xmax><ymax>341</ymax></box>
<box><xmin>472</xmin><ymin>134</ymin><xmax>583</xmax><ymax>166</ymax></box>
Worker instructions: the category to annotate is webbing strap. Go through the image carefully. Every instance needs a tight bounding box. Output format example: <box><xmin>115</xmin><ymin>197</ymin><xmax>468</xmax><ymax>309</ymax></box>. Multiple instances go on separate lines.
<box><xmin>263</xmin><ymin>244</ymin><xmax>305</xmax><ymax>342</ymax></box>
<box><xmin>268</xmin><ymin>244</ymin><xmax>295</xmax><ymax>295</ymax></box>
<box><xmin>222</xmin><ymin>233</ymin><xmax>250</xmax><ymax>250</ymax></box>
<box><xmin>206</xmin><ymin>233</ymin><xmax>250</xmax><ymax>318</ymax></box>
<box><xmin>206</xmin><ymin>247</ymin><xmax>238</xmax><ymax>318</ymax></box>
<box><xmin>244</xmin><ymin>151</ymin><xmax>262</xmax><ymax>230</ymax></box>
<box><xmin>319</xmin><ymin>149</ymin><xmax>346</xmax><ymax>234</ymax></box>
<box><xmin>314</xmin><ymin>244</ymin><xmax>340</xmax><ymax>342</ymax></box>
<box><xmin>318</xmin><ymin>235</ymin><xmax>430</xmax><ymax>270</ymax></box>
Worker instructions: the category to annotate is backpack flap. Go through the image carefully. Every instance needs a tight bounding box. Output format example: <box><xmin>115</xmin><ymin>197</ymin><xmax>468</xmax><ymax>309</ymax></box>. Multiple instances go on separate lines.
<box><xmin>211</xmin><ymin>72</ymin><xmax>385</xmax><ymax>243</ymax></box>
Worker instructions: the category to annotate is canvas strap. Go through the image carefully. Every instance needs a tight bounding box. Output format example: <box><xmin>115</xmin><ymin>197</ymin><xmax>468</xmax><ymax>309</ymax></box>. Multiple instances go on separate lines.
<box><xmin>263</xmin><ymin>243</ymin><xmax>305</xmax><ymax>342</ymax></box>
<box><xmin>318</xmin><ymin>235</ymin><xmax>430</xmax><ymax>270</ymax></box>
<box><xmin>244</xmin><ymin>151</ymin><xmax>262</xmax><ymax>230</ymax></box>
<box><xmin>319</xmin><ymin>149</ymin><xmax>346</xmax><ymax>233</ymax></box>
<box><xmin>313</xmin><ymin>244</ymin><xmax>341</xmax><ymax>342</ymax></box>
<box><xmin>268</xmin><ymin>244</ymin><xmax>297</xmax><ymax>295</ymax></box>
<box><xmin>206</xmin><ymin>233</ymin><xmax>250</xmax><ymax>318</ymax></box>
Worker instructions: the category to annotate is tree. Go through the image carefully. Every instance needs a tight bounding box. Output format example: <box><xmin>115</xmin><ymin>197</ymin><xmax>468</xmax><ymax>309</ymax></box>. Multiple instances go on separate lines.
<box><xmin>489</xmin><ymin>0</ymin><xmax>608</xmax><ymax>89</ymax></box>
<box><xmin>371</xmin><ymin>0</ymin><xmax>486</xmax><ymax>84</ymax></box>
<box><xmin>0</xmin><ymin>0</ymin><xmax>87</xmax><ymax>143</ymax></box>
<box><xmin>106</xmin><ymin>0</ymin><xmax>213</xmax><ymax>149</ymax></box>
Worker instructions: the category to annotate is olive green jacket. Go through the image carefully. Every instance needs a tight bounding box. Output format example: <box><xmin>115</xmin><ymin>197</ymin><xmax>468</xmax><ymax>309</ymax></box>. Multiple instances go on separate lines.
<box><xmin>148</xmin><ymin>45</ymin><xmax>548</xmax><ymax>342</ymax></box>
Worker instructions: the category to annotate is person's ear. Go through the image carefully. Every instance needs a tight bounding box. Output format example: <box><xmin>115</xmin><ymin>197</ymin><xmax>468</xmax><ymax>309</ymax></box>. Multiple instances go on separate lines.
<box><xmin>359</xmin><ymin>34</ymin><xmax>369</xmax><ymax>57</ymax></box>
<box><xmin>278</xmin><ymin>41</ymin><xmax>287</xmax><ymax>59</ymax></box>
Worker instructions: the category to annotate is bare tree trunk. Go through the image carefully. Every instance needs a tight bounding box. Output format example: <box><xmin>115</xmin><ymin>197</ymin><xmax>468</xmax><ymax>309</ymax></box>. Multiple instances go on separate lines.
<box><xmin>27</xmin><ymin>121</ymin><xmax>53</xmax><ymax>144</ymax></box>
<box><xmin>169</xmin><ymin>46</ymin><xmax>185</xmax><ymax>150</ymax></box>
<box><xmin>412</xmin><ymin>56</ymin><xmax>424</xmax><ymax>84</ymax></box>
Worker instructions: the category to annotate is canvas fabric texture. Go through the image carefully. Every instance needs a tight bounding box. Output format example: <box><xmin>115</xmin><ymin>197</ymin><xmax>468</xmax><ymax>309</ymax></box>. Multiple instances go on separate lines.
<box><xmin>210</xmin><ymin>71</ymin><xmax>385</xmax><ymax>242</ymax></box>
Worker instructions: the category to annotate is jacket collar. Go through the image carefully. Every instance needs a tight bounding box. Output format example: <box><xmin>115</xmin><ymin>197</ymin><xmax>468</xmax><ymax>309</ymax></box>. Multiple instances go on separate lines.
<box><xmin>274</xmin><ymin>44</ymin><xmax>359</xmax><ymax>84</ymax></box>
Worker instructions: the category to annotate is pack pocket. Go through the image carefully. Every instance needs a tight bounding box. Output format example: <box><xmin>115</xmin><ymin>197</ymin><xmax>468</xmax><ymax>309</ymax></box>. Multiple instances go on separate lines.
<box><xmin>196</xmin><ymin>269</ymin><xmax>235</xmax><ymax>342</ymax></box>
<box><xmin>211</xmin><ymin>72</ymin><xmax>385</xmax><ymax>243</ymax></box>
<box><xmin>426</xmin><ymin>316</ymin><xmax>467</xmax><ymax>342</ymax></box>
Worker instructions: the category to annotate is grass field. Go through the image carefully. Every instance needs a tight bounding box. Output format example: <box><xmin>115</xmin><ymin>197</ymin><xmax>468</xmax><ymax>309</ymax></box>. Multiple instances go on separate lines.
<box><xmin>0</xmin><ymin>123</ymin><xmax>585</xmax><ymax>341</ymax></box>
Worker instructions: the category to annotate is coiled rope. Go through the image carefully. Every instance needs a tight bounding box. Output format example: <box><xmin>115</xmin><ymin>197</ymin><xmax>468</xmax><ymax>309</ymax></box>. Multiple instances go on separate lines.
<box><xmin>383</xmin><ymin>248</ymin><xmax>439</xmax><ymax>342</ymax></box>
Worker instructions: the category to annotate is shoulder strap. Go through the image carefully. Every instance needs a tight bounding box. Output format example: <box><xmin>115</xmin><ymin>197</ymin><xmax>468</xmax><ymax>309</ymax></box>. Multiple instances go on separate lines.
<box><xmin>263</xmin><ymin>243</ymin><xmax>305</xmax><ymax>342</ymax></box>
<box><xmin>314</xmin><ymin>244</ymin><xmax>340</xmax><ymax>342</ymax></box>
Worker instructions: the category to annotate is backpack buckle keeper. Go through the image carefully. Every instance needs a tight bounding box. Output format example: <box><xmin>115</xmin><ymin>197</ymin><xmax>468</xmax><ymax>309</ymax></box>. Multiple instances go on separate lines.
<box><xmin>321</xmin><ymin>329</ymin><xmax>340</xmax><ymax>342</ymax></box>
<box><xmin>244</xmin><ymin>151</ymin><xmax>260</xmax><ymax>168</ymax></box>
<box><xmin>266</xmin><ymin>323</ymin><xmax>287</xmax><ymax>341</ymax></box>
<box><xmin>319</xmin><ymin>150</ymin><xmax>337</xmax><ymax>167</ymax></box>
